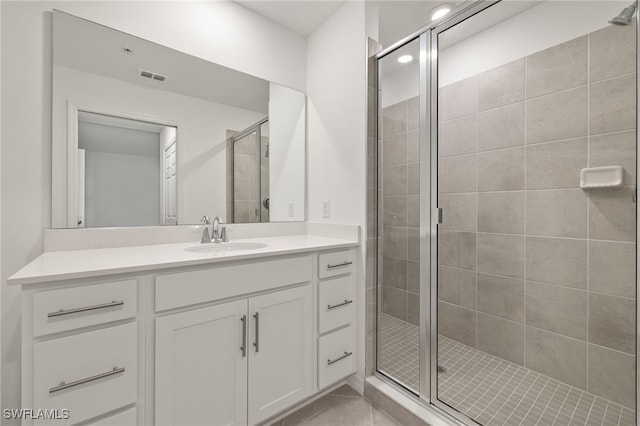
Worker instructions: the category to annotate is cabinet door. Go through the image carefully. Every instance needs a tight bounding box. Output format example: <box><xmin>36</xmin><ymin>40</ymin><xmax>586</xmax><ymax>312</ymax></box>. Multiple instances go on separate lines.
<box><xmin>155</xmin><ymin>300</ymin><xmax>248</xmax><ymax>426</ymax></box>
<box><xmin>248</xmin><ymin>285</ymin><xmax>313</xmax><ymax>425</ymax></box>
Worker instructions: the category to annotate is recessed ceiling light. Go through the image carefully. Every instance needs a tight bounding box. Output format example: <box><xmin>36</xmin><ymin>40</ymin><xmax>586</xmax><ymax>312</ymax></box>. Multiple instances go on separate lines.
<box><xmin>431</xmin><ymin>4</ymin><xmax>452</xmax><ymax>21</ymax></box>
<box><xmin>397</xmin><ymin>55</ymin><xmax>413</xmax><ymax>64</ymax></box>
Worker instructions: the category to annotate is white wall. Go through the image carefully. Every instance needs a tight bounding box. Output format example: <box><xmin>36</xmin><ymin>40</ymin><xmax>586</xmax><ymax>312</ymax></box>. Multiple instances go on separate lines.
<box><xmin>53</xmin><ymin>65</ymin><xmax>265</xmax><ymax>226</ymax></box>
<box><xmin>307</xmin><ymin>1</ymin><xmax>368</xmax><ymax>386</ymax></box>
<box><xmin>53</xmin><ymin>1</ymin><xmax>307</xmax><ymax>92</ymax></box>
<box><xmin>380</xmin><ymin>63</ymin><xmax>419</xmax><ymax>108</ymax></box>
<box><xmin>439</xmin><ymin>1</ymin><xmax>625</xmax><ymax>86</ymax></box>
<box><xmin>268</xmin><ymin>83</ymin><xmax>306</xmax><ymax>221</ymax></box>
<box><xmin>379</xmin><ymin>1</ymin><xmax>626</xmax><ymax>107</ymax></box>
<box><xmin>1</xmin><ymin>1</ymin><xmax>306</xmax><ymax>416</ymax></box>
<box><xmin>84</xmin><ymin>150</ymin><xmax>161</xmax><ymax>227</ymax></box>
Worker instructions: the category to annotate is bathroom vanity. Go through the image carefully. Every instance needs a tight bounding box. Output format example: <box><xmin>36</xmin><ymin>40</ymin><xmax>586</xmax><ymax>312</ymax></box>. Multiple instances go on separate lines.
<box><xmin>10</xmin><ymin>229</ymin><xmax>359</xmax><ymax>425</ymax></box>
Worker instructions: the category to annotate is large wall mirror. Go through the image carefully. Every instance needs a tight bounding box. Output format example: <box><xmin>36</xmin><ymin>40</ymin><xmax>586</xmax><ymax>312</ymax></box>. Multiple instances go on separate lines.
<box><xmin>52</xmin><ymin>10</ymin><xmax>306</xmax><ymax>228</ymax></box>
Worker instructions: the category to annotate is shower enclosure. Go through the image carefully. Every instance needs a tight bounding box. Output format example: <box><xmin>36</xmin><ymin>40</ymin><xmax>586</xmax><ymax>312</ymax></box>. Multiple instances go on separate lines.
<box><xmin>227</xmin><ymin>118</ymin><xmax>270</xmax><ymax>223</ymax></box>
<box><xmin>373</xmin><ymin>1</ymin><xmax>638</xmax><ymax>425</ymax></box>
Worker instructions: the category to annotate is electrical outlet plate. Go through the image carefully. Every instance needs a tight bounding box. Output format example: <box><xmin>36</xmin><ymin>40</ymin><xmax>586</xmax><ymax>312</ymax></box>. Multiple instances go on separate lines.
<box><xmin>322</xmin><ymin>200</ymin><xmax>330</xmax><ymax>218</ymax></box>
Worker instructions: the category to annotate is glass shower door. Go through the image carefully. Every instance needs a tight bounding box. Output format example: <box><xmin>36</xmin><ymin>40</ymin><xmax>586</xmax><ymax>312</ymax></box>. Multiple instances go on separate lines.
<box><xmin>376</xmin><ymin>37</ymin><xmax>423</xmax><ymax>395</ymax></box>
<box><xmin>231</xmin><ymin>118</ymin><xmax>269</xmax><ymax>223</ymax></box>
<box><xmin>433</xmin><ymin>3</ymin><xmax>637</xmax><ymax>425</ymax></box>
<box><xmin>232</xmin><ymin>130</ymin><xmax>261</xmax><ymax>223</ymax></box>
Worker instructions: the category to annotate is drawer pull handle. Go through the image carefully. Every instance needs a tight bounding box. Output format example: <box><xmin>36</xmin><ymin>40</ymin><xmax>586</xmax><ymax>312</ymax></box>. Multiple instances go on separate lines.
<box><xmin>49</xmin><ymin>367</ymin><xmax>125</xmax><ymax>394</ymax></box>
<box><xmin>327</xmin><ymin>300</ymin><xmax>353</xmax><ymax>310</ymax></box>
<box><xmin>47</xmin><ymin>300</ymin><xmax>124</xmax><ymax>318</ymax></box>
<box><xmin>327</xmin><ymin>351</ymin><xmax>353</xmax><ymax>366</ymax></box>
<box><xmin>253</xmin><ymin>312</ymin><xmax>260</xmax><ymax>353</ymax></box>
<box><xmin>240</xmin><ymin>315</ymin><xmax>247</xmax><ymax>358</ymax></box>
<box><xmin>327</xmin><ymin>261</ymin><xmax>353</xmax><ymax>269</ymax></box>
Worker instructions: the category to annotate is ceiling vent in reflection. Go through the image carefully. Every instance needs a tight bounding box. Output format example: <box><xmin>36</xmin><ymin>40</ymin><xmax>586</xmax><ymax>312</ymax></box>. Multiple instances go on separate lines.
<box><xmin>138</xmin><ymin>68</ymin><xmax>167</xmax><ymax>82</ymax></box>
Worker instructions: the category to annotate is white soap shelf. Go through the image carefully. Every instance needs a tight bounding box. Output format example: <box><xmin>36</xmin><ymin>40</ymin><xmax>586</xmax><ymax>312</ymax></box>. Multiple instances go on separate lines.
<box><xmin>580</xmin><ymin>166</ymin><xmax>623</xmax><ymax>189</ymax></box>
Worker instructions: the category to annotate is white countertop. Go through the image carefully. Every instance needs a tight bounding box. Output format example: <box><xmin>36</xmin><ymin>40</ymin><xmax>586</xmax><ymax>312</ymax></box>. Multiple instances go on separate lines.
<box><xmin>9</xmin><ymin>234</ymin><xmax>359</xmax><ymax>285</ymax></box>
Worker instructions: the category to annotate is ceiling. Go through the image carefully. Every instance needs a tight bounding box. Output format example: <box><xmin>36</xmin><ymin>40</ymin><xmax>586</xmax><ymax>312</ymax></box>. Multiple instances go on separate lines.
<box><xmin>233</xmin><ymin>0</ymin><xmax>542</xmax><ymax>50</ymax></box>
<box><xmin>376</xmin><ymin>1</ymin><xmax>463</xmax><ymax>48</ymax></box>
<box><xmin>54</xmin><ymin>11</ymin><xmax>270</xmax><ymax>114</ymax></box>
<box><xmin>378</xmin><ymin>0</ymin><xmax>542</xmax><ymax>77</ymax></box>
<box><xmin>234</xmin><ymin>0</ymin><xmax>347</xmax><ymax>37</ymax></box>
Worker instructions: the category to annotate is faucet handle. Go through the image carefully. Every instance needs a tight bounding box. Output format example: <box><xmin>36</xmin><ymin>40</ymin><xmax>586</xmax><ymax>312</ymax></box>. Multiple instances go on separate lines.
<box><xmin>201</xmin><ymin>227</ymin><xmax>211</xmax><ymax>244</ymax></box>
<box><xmin>201</xmin><ymin>215</ymin><xmax>210</xmax><ymax>224</ymax></box>
<box><xmin>220</xmin><ymin>226</ymin><xmax>229</xmax><ymax>243</ymax></box>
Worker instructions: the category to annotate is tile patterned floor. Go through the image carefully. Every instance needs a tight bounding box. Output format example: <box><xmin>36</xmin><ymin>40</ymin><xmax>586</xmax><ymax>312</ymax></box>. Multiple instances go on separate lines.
<box><xmin>274</xmin><ymin>385</ymin><xmax>402</xmax><ymax>426</ymax></box>
<box><xmin>378</xmin><ymin>313</ymin><xmax>636</xmax><ymax>426</ymax></box>
<box><xmin>378</xmin><ymin>313</ymin><xmax>421</xmax><ymax>392</ymax></box>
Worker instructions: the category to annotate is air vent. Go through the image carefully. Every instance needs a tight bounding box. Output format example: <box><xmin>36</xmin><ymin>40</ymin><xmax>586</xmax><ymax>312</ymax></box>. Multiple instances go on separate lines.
<box><xmin>138</xmin><ymin>68</ymin><xmax>167</xmax><ymax>83</ymax></box>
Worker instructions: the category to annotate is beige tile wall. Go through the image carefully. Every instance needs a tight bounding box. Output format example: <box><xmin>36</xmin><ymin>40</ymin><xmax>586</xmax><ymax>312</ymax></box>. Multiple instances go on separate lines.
<box><xmin>229</xmin><ymin>133</ymin><xmax>270</xmax><ymax>223</ymax></box>
<box><xmin>381</xmin><ymin>96</ymin><xmax>421</xmax><ymax>326</ymax></box>
<box><xmin>366</xmin><ymin>37</ymin><xmax>382</xmax><ymax>377</ymax></box>
<box><xmin>437</xmin><ymin>24</ymin><xmax>636</xmax><ymax>408</ymax></box>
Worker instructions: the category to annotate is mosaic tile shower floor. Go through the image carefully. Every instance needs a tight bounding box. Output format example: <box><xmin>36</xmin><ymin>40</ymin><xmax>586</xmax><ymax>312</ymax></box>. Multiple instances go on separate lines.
<box><xmin>378</xmin><ymin>314</ymin><xmax>635</xmax><ymax>426</ymax></box>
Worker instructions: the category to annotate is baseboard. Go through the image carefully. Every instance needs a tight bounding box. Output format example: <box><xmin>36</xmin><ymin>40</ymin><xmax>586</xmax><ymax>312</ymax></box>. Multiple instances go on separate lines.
<box><xmin>346</xmin><ymin>373</ymin><xmax>365</xmax><ymax>394</ymax></box>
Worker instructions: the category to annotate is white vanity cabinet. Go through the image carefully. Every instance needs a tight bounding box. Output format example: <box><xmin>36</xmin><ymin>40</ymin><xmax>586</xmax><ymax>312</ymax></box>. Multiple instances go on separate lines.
<box><xmin>316</xmin><ymin>249</ymin><xmax>356</xmax><ymax>389</ymax></box>
<box><xmin>247</xmin><ymin>286</ymin><xmax>313</xmax><ymax>424</ymax></box>
<box><xmin>16</xmin><ymin>238</ymin><xmax>358</xmax><ymax>426</ymax></box>
<box><xmin>155</xmin><ymin>285</ymin><xmax>312</xmax><ymax>426</ymax></box>
<box><xmin>153</xmin><ymin>254</ymin><xmax>315</xmax><ymax>425</ymax></box>
<box><xmin>155</xmin><ymin>300</ymin><xmax>249</xmax><ymax>426</ymax></box>
<box><xmin>21</xmin><ymin>279</ymin><xmax>140</xmax><ymax>426</ymax></box>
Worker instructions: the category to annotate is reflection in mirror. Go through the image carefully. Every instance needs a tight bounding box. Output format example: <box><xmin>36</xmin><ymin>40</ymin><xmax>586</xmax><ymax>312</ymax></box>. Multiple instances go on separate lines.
<box><xmin>77</xmin><ymin>112</ymin><xmax>177</xmax><ymax>228</ymax></box>
<box><xmin>227</xmin><ymin>118</ymin><xmax>270</xmax><ymax>224</ymax></box>
<box><xmin>52</xmin><ymin>10</ymin><xmax>306</xmax><ymax>228</ymax></box>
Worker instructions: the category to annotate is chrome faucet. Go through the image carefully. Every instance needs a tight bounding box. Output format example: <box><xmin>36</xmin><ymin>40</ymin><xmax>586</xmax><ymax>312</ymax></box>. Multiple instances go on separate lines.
<box><xmin>201</xmin><ymin>215</ymin><xmax>229</xmax><ymax>244</ymax></box>
<box><xmin>211</xmin><ymin>216</ymin><xmax>230</xmax><ymax>243</ymax></box>
<box><xmin>212</xmin><ymin>216</ymin><xmax>222</xmax><ymax>243</ymax></box>
<box><xmin>201</xmin><ymin>216</ymin><xmax>212</xmax><ymax>243</ymax></box>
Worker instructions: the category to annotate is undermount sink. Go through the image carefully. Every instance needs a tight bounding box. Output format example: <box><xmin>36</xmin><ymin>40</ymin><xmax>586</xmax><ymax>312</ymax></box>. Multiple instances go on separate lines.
<box><xmin>184</xmin><ymin>242</ymin><xmax>268</xmax><ymax>253</ymax></box>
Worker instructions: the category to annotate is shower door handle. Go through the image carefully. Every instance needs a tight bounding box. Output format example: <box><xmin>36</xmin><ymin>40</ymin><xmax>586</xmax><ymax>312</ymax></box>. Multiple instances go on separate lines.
<box><xmin>633</xmin><ymin>185</ymin><xmax>637</xmax><ymax>204</ymax></box>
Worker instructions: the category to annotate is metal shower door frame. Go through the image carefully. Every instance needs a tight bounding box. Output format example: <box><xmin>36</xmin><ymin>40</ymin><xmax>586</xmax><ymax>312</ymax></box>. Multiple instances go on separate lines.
<box><xmin>375</xmin><ymin>1</ymin><xmax>640</xmax><ymax>424</ymax></box>
<box><xmin>427</xmin><ymin>2</ymin><xmax>498</xmax><ymax>424</ymax></box>
<box><xmin>427</xmin><ymin>2</ymin><xmax>640</xmax><ymax>425</ymax></box>
<box><xmin>231</xmin><ymin>116</ymin><xmax>268</xmax><ymax>222</ymax></box>
<box><xmin>373</xmin><ymin>0</ymin><xmax>498</xmax><ymax>418</ymax></box>
<box><xmin>372</xmin><ymin>0</ymin><xmax>499</xmax><ymax>414</ymax></box>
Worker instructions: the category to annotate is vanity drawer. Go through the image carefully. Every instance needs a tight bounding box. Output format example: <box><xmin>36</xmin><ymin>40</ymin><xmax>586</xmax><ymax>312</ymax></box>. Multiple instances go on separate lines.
<box><xmin>155</xmin><ymin>255</ymin><xmax>312</xmax><ymax>311</ymax></box>
<box><xmin>33</xmin><ymin>322</ymin><xmax>138</xmax><ymax>426</ymax></box>
<box><xmin>318</xmin><ymin>326</ymin><xmax>355</xmax><ymax>389</ymax></box>
<box><xmin>86</xmin><ymin>407</ymin><xmax>137</xmax><ymax>426</ymax></box>
<box><xmin>318</xmin><ymin>276</ymin><xmax>355</xmax><ymax>334</ymax></box>
<box><xmin>318</xmin><ymin>250</ymin><xmax>354</xmax><ymax>279</ymax></box>
<box><xmin>33</xmin><ymin>280</ymin><xmax>137</xmax><ymax>337</ymax></box>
